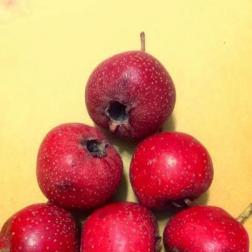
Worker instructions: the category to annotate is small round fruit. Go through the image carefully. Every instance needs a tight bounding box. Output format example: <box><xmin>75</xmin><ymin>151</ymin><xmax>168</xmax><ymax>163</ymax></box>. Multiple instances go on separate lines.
<box><xmin>163</xmin><ymin>205</ymin><xmax>249</xmax><ymax>252</ymax></box>
<box><xmin>130</xmin><ymin>132</ymin><xmax>213</xmax><ymax>210</ymax></box>
<box><xmin>37</xmin><ymin>123</ymin><xmax>123</xmax><ymax>210</ymax></box>
<box><xmin>85</xmin><ymin>33</ymin><xmax>176</xmax><ymax>139</ymax></box>
<box><xmin>0</xmin><ymin>203</ymin><xmax>79</xmax><ymax>252</ymax></box>
<box><xmin>81</xmin><ymin>202</ymin><xmax>160</xmax><ymax>252</ymax></box>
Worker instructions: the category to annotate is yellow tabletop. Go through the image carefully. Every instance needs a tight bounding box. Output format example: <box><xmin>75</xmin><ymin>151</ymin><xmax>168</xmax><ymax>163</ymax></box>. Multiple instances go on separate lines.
<box><xmin>1</xmin><ymin>0</ymin><xmax>252</xmax><ymax>250</ymax></box>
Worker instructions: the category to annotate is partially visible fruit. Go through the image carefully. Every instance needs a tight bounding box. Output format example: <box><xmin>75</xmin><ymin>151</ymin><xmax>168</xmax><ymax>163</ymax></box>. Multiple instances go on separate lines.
<box><xmin>0</xmin><ymin>203</ymin><xmax>79</xmax><ymax>252</ymax></box>
<box><xmin>163</xmin><ymin>205</ymin><xmax>249</xmax><ymax>252</ymax></box>
<box><xmin>81</xmin><ymin>202</ymin><xmax>160</xmax><ymax>252</ymax></box>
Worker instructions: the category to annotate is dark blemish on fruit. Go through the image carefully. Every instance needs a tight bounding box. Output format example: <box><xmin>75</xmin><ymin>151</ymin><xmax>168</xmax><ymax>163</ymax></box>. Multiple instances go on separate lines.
<box><xmin>56</xmin><ymin>180</ymin><xmax>75</xmax><ymax>193</ymax></box>
<box><xmin>80</xmin><ymin>139</ymin><xmax>108</xmax><ymax>157</ymax></box>
<box><xmin>171</xmin><ymin>248</ymin><xmax>180</xmax><ymax>252</ymax></box>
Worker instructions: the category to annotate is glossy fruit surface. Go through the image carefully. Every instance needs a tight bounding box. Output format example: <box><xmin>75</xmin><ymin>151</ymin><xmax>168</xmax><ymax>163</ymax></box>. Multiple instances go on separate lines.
<box><xmin>130</xmin><ymin>132</ymin><xmax>213</xmax><ymax>210</ymax></box>
<box><xmin>85</xmin><ymin>50</ymin><xmax>176</xmax><ymax>139</ymax></box>
<box><xmin>81</xmin><ymin>202</ymin><xmax>160</xmax><ymax>252</ymax></box>
<box><xmin>37</xmin><ymin>123</ymin><xmax>123</xmax><ymax>210</ymax></box>
<box><xmin>163</xmin><ymin>205</ymin><xmax>249</xmax><ymax>252</ymax></box>
<box><xmin>0</xmin><ymin>203</ymin><xmax>78</xmax><ymax>252</ymax></box>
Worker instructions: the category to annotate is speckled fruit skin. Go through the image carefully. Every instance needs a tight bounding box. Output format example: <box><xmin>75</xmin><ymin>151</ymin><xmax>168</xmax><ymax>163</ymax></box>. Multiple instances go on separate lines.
<box><xmin>130</xmin><ymin>132</ymin><xmax>213</xmax><ymax>210</ymax></box>
<box><xmin>81</xmin><ymin>202</ymin><xmax>160</xmax><ymax>252</ymax></box>
<box><xmin>0</xmin><ymin>203</ymin><xmax>79</xmax><ymax>252</ymax></box>
<box><xmin>163</xmin><ymin>205</ymin><xmax>249</xmax><ymax>252</ymax></box>
<box><xmin>85</xmin><ymin>51</ymin><xmax>176</xmax><ymax>139</ymax></box>
<box><xmin>37</xmin><ymin>123</ymin><xmax>123</xmax><ymax>210</ymax></box>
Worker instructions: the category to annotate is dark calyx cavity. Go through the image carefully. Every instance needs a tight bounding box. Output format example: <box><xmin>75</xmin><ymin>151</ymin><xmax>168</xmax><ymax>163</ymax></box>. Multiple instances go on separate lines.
<box><xmin>107</xmin><ymin>101</ymin><xmax>128</xmax><ymax>122</ymax></box>
<box><xmin>81</xmin><ymin>139</ymin><xmax>107</xmax><ymax>157</ymax></box>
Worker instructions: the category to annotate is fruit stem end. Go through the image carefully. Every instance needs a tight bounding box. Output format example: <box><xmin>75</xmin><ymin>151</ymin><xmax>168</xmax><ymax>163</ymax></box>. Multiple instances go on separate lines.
<box><xmin>140</xmin><ymin>32</ymin><xmax>146</xmax><ymax>52</ymax></box>
<box><xmin>237</xmin><ymin>203</ymin><xmax>252</xmax><ymax>224</ymax></box>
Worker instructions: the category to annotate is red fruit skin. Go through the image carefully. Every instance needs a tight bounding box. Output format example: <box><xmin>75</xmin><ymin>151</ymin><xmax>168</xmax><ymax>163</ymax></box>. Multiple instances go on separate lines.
<box><xmin>81</xmin><ymin>202</ymin><xmax>160</xmax><ymax>252</ymax></box>
<box><xmin>130</xmin><ymin>132</ymin><xmax>213</xmax><ymax>210</ymax></box>
<box><xmin>0</xmin><ymin>234</ymin><xmax>9</xmax><ymax>251</ymax></box>
<box><xmin>85</xmin><ymin>51</ymin><xmax>176</xmax><ymax>139</ymax></box>
<box><xmin>0</xmin><ymin>203</ymin><xmax>79</xmax><ymax>252</ymax></box>
<box><xmin>163</xmin><ymin>205</ymin><xmax>249</xmax><ymax>252</ymax></box>
<box><xmin>37</xmin><ymin>123</ymin><xmax>123</xmax><ymax>210</ymax></box>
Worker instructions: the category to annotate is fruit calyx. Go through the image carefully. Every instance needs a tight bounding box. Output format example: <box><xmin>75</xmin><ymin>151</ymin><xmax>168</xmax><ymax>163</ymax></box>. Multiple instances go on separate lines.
<box><xmin>81</xmin><ymin>139</ymin><xmax>108</xmax><ymax>157</ymax></box>
<box><xmin>104</xmin><ymin>32</ymin><xmax>146</xmax><ymax>133</ymax></box>
<box><xmin>105</xmin><ymin>101</ymin><xmax>130</xmax><ymax>133</ymax></box>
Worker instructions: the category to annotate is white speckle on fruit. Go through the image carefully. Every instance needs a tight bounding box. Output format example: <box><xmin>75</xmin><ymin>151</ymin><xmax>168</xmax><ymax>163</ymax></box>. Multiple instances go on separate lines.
<box><xmin>85</xmin><ymin>50</ymin><xmax>176</xmax><ymax>139</ymax></box>
<box><xmin>166</xmin><ymin>156</ymin><xmax>177</xmax><ymax>168</ymax></box>
<box><xmin>130</xmin><ymin>132</ymin><xmax>213</xmax><ymax>210</ymax></box>
<box><xmin>37</xmin><ymin>123</ymin><xmax>123</xmax><ymax>210</ymax></box>
<box><xmin>81</xmin><ymin>202</ymin><xmax>158</xmax><ymax>252</ymax></box>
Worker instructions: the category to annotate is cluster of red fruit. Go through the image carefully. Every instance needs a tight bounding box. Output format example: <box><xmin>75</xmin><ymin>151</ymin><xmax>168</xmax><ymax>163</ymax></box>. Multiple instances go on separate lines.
<box><xmin>0</xmin><ymin>33</ymin><xmax>250</xmax><ymax>252</ymax></box>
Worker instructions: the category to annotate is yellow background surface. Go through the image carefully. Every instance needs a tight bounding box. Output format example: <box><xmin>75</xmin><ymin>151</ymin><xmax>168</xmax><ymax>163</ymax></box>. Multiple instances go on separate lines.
<box><xmin>1</xmin><ymin>0</ymin><xmax>252</xmax><ymax>250</ymax></box>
